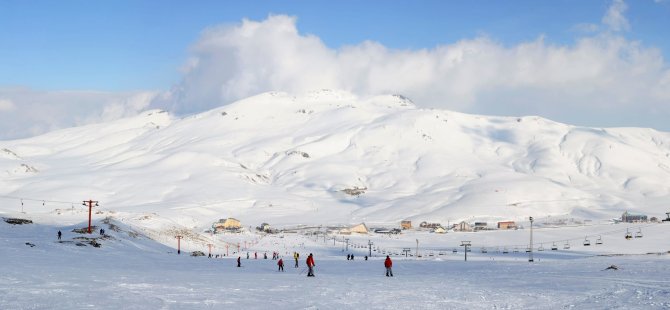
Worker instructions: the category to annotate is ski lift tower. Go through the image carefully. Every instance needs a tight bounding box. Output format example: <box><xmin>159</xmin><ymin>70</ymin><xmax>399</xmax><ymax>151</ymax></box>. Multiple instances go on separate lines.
<box><xmin>528</xmin><ymin>216</ymin><xmax>534</xmax><ymax>263</ymax></box>
<box><xmin>663</xmin><ymin>212</ymin><xmax>670</xmax><ymax>222</ymax></box>
<box><xmin>461</xmin><ymin>241</ymin><xmax>471</xmax><ymax>261</ymax></box>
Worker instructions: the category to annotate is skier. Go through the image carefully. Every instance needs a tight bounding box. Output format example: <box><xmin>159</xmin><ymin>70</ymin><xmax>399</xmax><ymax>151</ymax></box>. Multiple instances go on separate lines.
<box><xmin>237</xmin><ymin>256</ymin><xmax>241</xmax><ymax>267</ymax></box>
<box><xmin>294</xmin><ymin>252</ymin><xmax>299</xmax><ymax>268</ymax></box>
<box><xmin>384</xmin><ymin>255</ymin><xmax>393</xmax><ymax>277</ymax></box>
<box><xmin>247</xmin><ymin>252</ymin><xmax>250</xmax><ymax>259</ymax></box>
<box><xmin>57</xmin><ymin>230</ymin><xmax>62</xmax><ymax>240</ymax></box>
<box><xmin>255</xmin><ymin>252</ymin><xmax>258</xmax><ymax>259</ymax></box>
<box><xmin>365</xmin><ymin>255</ymin><xmax>368</xmax><ymax>261</ymax></box>
<box><xmin>278</xmin><ymin>258</ymin><xmax>284</xmax><ymax>272</ymax></box>
<box><xmin>351</xmin><ymin>254</ymin><xmax>354</xmax><ymax>260</ymax></box>
<box><xmin>306</xmin><ymin>253</ymin><xmax>315</xmax><ymax>277</ymax></box>
<box><xmin>347</xmin><ymin>254</ymin><xmax>350</xmax><ymax>260</ymax></box>
<box><xmin>264</xmin><ymin>252</ymin><xmax>267</xmax><ymax>259</ymax></box>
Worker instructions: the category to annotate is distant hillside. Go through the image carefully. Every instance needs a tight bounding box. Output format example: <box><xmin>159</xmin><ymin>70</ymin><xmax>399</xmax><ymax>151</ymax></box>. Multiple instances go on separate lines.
<box><xmin>1</xmin><ymin>90</ymin><xmax>669</xmax><ymax>228</ymax></box>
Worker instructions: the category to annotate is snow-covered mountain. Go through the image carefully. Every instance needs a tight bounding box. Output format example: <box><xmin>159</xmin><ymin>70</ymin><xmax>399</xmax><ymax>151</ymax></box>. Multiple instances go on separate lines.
<box><xmin>1</xmin><ymin>90</ymin><xmax>669</xmax><ymax>228</ymax></box>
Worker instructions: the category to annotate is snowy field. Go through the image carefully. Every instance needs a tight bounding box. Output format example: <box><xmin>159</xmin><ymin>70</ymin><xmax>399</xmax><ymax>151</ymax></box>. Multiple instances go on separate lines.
<box><xmin>2</xmin><ymin>214</ymin><xmax>669</xmax><ymax>309</ymax></box>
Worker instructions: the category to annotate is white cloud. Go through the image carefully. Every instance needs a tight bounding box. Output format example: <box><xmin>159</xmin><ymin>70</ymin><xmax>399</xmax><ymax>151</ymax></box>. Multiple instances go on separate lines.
<box><xmin>602</xmin><ymin>0</ymin><xmax>631</xmax><ymax>32</ymax></box>
<box><xmin>0</xmin><ymin>98</ymin><xmax>16</xmax><ymax>112</ymax></box>
<box><xmin>154</xmin><ymin>12</ymin><xmax>670</xmax><ymax>130</ymax></box>
<box><xmin>0</xmin><ymin>88</ymin><xmax>156</xmax><ymax>140</ymax></box>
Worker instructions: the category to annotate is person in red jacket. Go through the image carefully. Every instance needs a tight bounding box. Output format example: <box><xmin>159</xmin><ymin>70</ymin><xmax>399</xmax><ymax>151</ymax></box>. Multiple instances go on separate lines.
<box><xmin>277</xmin><ymin>258</ymin><xmax>284</xmax><ymax>272</ymax></box>
<box><xmin>384</xmin><ymin>255</ymin><xmax>393</xmax><ymax>277</ymax></box>
<box><xmin>306</xmin><ymin>253</ymin><xmax>315</xmax><ymax>277</ymax></box>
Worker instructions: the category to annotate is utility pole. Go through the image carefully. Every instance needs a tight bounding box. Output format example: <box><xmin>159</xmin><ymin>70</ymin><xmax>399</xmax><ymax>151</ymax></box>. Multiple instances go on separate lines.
<box><xmin>225</xmin><ymin>244</ymin><xmax>229</xmax><ymax>256</ymax></box>
<box><xmin>461</xmin><ymin>241</ymin><xmax>471</xmax><ymax>261</ymax></box>
<box><xmin>416</xmin><ymin>239</ymin><xmax>419</xmax><ymax>259</ymax></box>
<box><xmin>529</xmin><ymin>216</ymin><xmax>534</xmax><ymax>263</ymax></box>
<box><xmin>176</xmin><ymin>235</ymin><xmax>183</xmax><ymax>254</ymax></box>
<box><xmin>207</xmin><ymin>244</ymin><xmax>213</xmax><ymax>258</ymax></box>
<box><xmin>345</xmin><ymin>238</ymin><xmax>350</xmax><ymax>251</ymax></box>
<box><xmin>82</xmin><ymin>200</ymin><xmax>98</xmax><ymax>234</ymax></box>
<box><xmin>368</xmin><ymin>240</ymin><xmax>374</xmax><ymax>257</ymax></box>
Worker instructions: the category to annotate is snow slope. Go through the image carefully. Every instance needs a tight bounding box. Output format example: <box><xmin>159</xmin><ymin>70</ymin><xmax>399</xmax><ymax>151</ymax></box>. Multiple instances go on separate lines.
<box><xmin>1</xmin><ymin>216</ymin><xmax>669</xmax><ymax>309</ymax></box>
<box><xmin>2</xmin><ymin>90</ymin><xmax>669</xmax><ymax>229</ymax></box>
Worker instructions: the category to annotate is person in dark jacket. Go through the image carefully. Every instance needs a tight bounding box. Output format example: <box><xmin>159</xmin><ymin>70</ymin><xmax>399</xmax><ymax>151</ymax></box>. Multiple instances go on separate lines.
<box><xmin>57</xmin><ymin>230</ymin><xmax>62</xmax><ymax>240</ymax></box>
<box><xmin>278</xmin><ymin>258</ymin><xmax>284</xmax><ymax>272</ymax></box>
<box><xmin>237</xmin><ymin>256</ymin><xmax>241</xmax><ymax>267</ymax></box>
<box><xmin>384</xmin><ymin>255</ymin><xmax>393</xmax><ymax>277</ymax></box>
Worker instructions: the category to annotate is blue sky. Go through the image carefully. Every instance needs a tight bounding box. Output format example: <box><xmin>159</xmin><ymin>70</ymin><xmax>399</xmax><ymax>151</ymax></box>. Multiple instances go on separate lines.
<box><xmin>2</xmin><ymin>0</ymin><xmax>668</xmax><ymax>91</ymax></box>
<box><xmin>0</xmin><ymin>0</ymin><xmax>669</xmax><ymax>138</ymax></box>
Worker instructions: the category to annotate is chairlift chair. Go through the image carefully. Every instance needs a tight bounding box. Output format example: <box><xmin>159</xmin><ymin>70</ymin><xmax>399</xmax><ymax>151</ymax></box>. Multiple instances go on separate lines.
<box><xmin>452</xmin><ymin>248</ymin><xmax>457</xmax><ymax>254</ymax></box>
<box><xmin>513</xmin><ymin>247</ymin><xmax>519</xmax><ymax>253</ymax></box>
<box><xmin>525</xmin><ymin>247</ymin><xmax>531</xmax><ymax>253</ymax></box>
<box><xmin>635</xmin><ymin>228</ymin><xmax>643</xmax><ymax>238</ymax></box>
<box><xmin>551</xmin><ymin>242</ymin><xmax>558</xmax><ymax>251</ymax></box>
<box><xmin>538</xmin><ymin>244</ymin><xmax>545</xmax><ymax>251</ymax></box>
<box><xmin>563</xmin><ymin>241</ymin><xmax>571</xmax><ymax>250</ymax></box>
<box><xmin>502</xmin><ymin>247</ymin><xmax>509</xmax><ymax>254</ymax></box>
<box><xmin>595</xmin><ymin>236</ymin><xmax>603</xmax><ymax>245</ymax></box>
<box><xmin>625</xmin><ymin>229</ymin><xmax>632</xmax><ymax>240</ymax></box>
<box><xmin>481</xmin><ymin>247</ymin><xmax>488</xmax><ymax>253</ymax></box>
<box><xmin>583</xmin><ymin>236</ymin><xmax>591</xmax><ymax>246</ymax></box>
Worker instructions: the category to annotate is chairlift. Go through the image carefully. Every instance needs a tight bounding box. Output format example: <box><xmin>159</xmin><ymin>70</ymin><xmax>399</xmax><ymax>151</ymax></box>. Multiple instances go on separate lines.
<box><xmin>563</xmin><ymin>241</ymin><xmax>570</xmax><ymax>250</ymax></box>
<box><xmin>583</xmin><ymin>236</ymin><xmax>591</xmax><ymax>246</ymax></box>
<box><xmin>428</xmin><ymin>252</ymin><xmax>435</xmax><ymax>257</ymax></box>
<box><xmin>525</xmin><ymin>247</ymin><xmax>531</xmax><ymax>253</ymax></box>
<box><xmin>625</xmin><ymin>229</ymin><xmax>632</xmax><ymax>240</ymax></box>
<box><xmin>551</xmin><ymin>242</ymin><xmax>558</xmax><ymax>251</ymax></box>
<box><xmin>438</xmin><ymin>251</ymin><xmax>445</xmax><ymax>256</ymax></box>
<box><xmin>513</xmin><ymin>247</ymin><xmax>519</xmax><ymax>253</ymax></box>
<box><xmin>502</xmin><ymin>247</ymin><xmax>509</xmax><ymax>254</ymax></box>
<box><xmin>481</xmin><ymin>247</ymin><xmax>488</xmax><ymax>253</ymax></box>
<box><xmin>538</xmin><ymin>244</ymin><xmax>545</xmax><ymax>251</ymax></box>
<box><xmin>595</xmin><ymin>236</ymin><xmax>603</xmax><ymax>245</ymax></box>
<box><xmin>452</xmin><ymin>248</ymin><xmax>457</xmax><ymax>254</ymax></box>
<box><xmin>635</xmin><ymin>228</ymin><xmax>643</xmax><ymax>238</ymax></box>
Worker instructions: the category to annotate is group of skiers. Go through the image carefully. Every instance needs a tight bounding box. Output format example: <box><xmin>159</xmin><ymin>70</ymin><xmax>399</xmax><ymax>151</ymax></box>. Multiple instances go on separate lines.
<box><xmin>236</xmin><ymin>251</ymin><xmax>393</xmax><ymax>277</ymax></box>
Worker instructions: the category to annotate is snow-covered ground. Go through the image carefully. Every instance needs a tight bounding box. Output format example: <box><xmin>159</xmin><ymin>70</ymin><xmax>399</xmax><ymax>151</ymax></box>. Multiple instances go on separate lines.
<box><xmin>2</xmin><ymin>90</ymin><xmax>670</xmax><ymax>308</ymax></box>
<box><xmin>2</xmin><ymin>213</ymin><xmax>669</xmax><ymax>309</ymax></box>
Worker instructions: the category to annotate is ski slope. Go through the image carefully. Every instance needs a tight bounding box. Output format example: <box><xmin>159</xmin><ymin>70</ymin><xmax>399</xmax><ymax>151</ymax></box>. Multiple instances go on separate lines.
<box><xmin>1</xmin><ymin>215</ymin><xmax>669</xmax><ymax>309</ymax></box>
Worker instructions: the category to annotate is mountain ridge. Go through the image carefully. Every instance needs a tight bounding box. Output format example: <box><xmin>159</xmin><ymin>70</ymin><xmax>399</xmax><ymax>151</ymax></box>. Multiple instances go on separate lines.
<box><xmin>1</xmin><ymin>90</ymin><xmax>669</xmax><ymax>228</ymax></box>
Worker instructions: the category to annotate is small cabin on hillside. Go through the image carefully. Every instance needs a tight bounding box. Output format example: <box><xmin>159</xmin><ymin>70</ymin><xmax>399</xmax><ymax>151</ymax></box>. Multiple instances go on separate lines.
<box><xmin>433</xmin><ymin>226</ymin><xmax>447</xmax><ymax>234</ymax></box>
<box><xmin>213</xmin><ymin>218</ymin><xmax>241</xmax><ymax>232</ymax></box>
<box><xmin>497</xmin><ymin>221</ymin><xmax>517</xmax><ymax>230</ymax></box>
<box><xmin>401</xmin><ymin>220</ymin><xmax>412</xmax><ymax>230</ymax></box>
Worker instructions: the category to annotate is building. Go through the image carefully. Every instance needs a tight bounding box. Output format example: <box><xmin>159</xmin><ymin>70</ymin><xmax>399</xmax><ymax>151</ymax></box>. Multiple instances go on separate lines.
<box><xmin>497</xmin><ymin>221</ymin><xmax>517</xmax><ymax>230</ymax></box>
<box><xmin>621</xmin><ymin>211</ymin><xmax>647</xmax><ymax>223</ymax></box>
<box><xmin>213</xmin><ymin>218</ymin><xmax>241</xmax><ymax>232</ymax></box>
<box><xmin>474</xmin><ymin>222</ymin><xmax>488</xmax><ymax>231</ymax></box>
<box><xmin>401</xmin><ymin>220</ymin><xmax>412</xmax><ymax>230</ymax></box>
<box><xmin>420</xmin><ymin>221</ymin><xmax>442</xmax><ymax>229</ymax></box>
<box><xmin>453</xmin><ymin>221</ymin><xmax>473</xmax><ymax>232</ymax></box>
<box><xmin>433</xmin><ymin>226</ymin><xmax>447</xmax><ymax>234</ymax></box>
<box><xmin>256</xmin><ymin>223</ymin><xmax>271</xmax><ymax>232</ymax></box>
<box><xmin>341</xmin><ymin>223</ymin><xmax>369</xmax><ymax>234</ymax></box>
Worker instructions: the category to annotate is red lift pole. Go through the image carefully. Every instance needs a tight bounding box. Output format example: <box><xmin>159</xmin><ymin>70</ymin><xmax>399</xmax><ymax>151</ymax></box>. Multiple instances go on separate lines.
<box><xmin>82</xmin><ymin>200</ymin><xmax>98</xmax><ymax>234</ymax></box>
<box><xmin>176</xmin><ymin>235</ymin><xmax>183</xmax><ymax>254</ymax></box>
